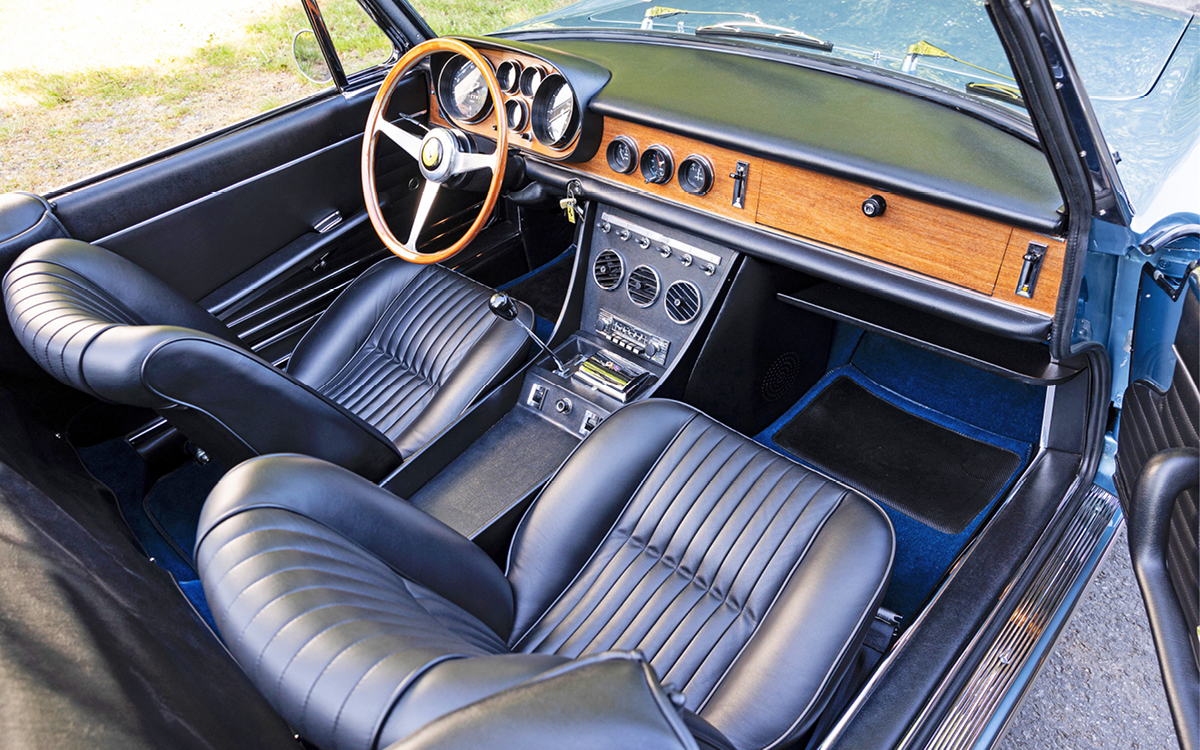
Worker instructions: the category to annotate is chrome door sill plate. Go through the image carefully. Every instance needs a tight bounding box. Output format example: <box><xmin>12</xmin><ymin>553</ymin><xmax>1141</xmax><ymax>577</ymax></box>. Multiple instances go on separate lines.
<box><xmin>924</xmin><ymin>484</ymin><xmax>1123</xmax><ymax>749</ymax></box>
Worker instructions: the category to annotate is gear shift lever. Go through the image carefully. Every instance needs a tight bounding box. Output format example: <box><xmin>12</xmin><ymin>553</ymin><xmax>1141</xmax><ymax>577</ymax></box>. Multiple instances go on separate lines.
<box><xmin>488</xmin><ymin>293</ymin><xmax>569</xmax><ymax>375</ymax></box>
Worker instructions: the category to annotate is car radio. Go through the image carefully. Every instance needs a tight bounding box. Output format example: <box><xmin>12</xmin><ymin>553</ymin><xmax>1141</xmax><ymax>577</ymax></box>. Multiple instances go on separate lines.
<box><xmin>595</xmin><ymin>309</ymin><xmax>670</xmax><ymax>366</ymax></box>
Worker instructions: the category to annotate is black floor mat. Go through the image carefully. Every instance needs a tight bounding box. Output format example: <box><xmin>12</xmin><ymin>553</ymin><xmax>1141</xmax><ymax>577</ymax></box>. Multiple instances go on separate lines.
<box><xmin>505</xmin><ymin>253</ymin><xmax>574</xmax><ymax>321</ymax></box>
<box><xmin>773</xmin><ymin>376</ymin><xmax>1022</xmax><ymax>534</ymax></box>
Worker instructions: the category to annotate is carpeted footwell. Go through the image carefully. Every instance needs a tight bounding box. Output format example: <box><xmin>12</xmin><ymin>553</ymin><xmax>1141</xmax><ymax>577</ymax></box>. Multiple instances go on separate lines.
<box><xmin>77</xmin><ymin>439</ymin><xmax>222</xmax><ymax>628</ymax></box>
<box><xmin>757</xmin><ymin>330</ymin><xmax>1044</xmax><ymax>621</ymax></box>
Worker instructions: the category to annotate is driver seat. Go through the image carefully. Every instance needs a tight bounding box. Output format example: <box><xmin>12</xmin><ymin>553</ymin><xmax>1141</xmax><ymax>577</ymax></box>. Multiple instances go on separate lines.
<box><xmin>4</xmin><ymin>238</ymin><xmax>534</xmax><ymax>480</ymax></box>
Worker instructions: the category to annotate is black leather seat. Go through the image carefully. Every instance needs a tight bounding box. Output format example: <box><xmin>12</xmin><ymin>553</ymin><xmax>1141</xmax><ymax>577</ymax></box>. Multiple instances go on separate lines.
<box><xmin>3</xmin><ymin>239</ymin><xmax>533</xmax><ymax>479</ymax></box>
<box><xmin>195</xmin><ymin>400</ymin><xmax>895</xmax><ymax>750</ymax></box>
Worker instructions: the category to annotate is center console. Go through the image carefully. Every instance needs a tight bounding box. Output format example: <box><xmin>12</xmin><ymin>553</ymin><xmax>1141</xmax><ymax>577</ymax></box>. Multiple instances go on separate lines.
<box><xmin>382</xmin><ymin>205</ymin><xmax>738</xmax><ymax>554</ymax></box>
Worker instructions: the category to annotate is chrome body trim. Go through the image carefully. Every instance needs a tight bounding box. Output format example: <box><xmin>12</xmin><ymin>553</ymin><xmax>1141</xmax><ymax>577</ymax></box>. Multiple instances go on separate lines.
<box><xmin>922</xmin><ymin>484</ymin><xmax>1123</xmax><ymax>749</ymax></box>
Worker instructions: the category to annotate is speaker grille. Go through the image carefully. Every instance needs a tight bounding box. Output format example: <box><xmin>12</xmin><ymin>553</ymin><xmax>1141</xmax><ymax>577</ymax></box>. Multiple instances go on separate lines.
<box><xmin>761</xmin><ymin>352</ymin><xmax>802</xmax><ymax>402</ymax></box>
<box><xmin>627</xmin><ymin>265</ymin><xmax>661</xmax><ymax>307</ymax></box>
<box><xmin>664</xmin><ymin>280</ymin><xmax>701</xmax><ymax>324</ymax></box>
<box><xmin>592</xmin><ymin>250</ymin><xmax>623</xmax><ymax>290</ymax></box>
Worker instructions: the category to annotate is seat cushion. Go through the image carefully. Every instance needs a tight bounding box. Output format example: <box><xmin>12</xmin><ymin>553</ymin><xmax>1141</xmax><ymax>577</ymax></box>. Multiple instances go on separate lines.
<box><xmin>196</xmin><ymin>402</ymin><xmax>893</xmax><ymax>750</ymax></box>
<box><xmin>507</xmin><ymin>400</ymin><xmax>894</xmax><ymax>750</ymax></box>
<box><xmin>288</xmin><ymin>259</ymin><xmax>533</xmax><ymax>457</ymax></box>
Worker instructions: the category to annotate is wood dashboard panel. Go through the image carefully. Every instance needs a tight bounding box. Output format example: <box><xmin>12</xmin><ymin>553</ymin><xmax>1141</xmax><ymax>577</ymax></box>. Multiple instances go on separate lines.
<box><xmin>575</xmin><ymin>116</ymin><xmax>1065</xmax><ymax>316</ymax></box>
<box><xmin>429</xmin><ymin>48</ymin><xmax>579</xmax><ymax>159</ymax></box>
<box><xmin>574</xmin><ymin>119</ymin><xmax>765</xmax><ymax>224</ymax></box>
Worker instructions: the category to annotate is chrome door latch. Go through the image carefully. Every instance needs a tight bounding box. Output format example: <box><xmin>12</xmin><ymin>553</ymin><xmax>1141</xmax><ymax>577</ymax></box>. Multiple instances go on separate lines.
<box><xmin>1015</xmin><ymin>241</ymin><xmax>1047</xmax><ymax>298</ymax></box>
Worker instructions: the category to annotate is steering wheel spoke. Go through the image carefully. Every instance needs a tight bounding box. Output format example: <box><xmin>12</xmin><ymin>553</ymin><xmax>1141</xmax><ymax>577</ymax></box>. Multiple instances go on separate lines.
<box><xmin>376</xmin><ymin>119</ymin><xmax>425</xmax><ymax>162</ymax></box>
<box><xmin>450</xmin><ymin>149</ymin><xmax>497</xmax><ymax>177</ymax></box>
<box><xmin>404</xmin><ymin>180</ymin><xmax>441</xmax><ymax>251</ymax></box>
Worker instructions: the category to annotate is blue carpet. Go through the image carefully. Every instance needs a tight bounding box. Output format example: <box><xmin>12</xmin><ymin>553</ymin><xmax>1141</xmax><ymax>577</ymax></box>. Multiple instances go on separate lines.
<box><xmin>77</xmin><ymin>439</ymin><xmax>220</xmax><ymax>629</ymax></box>
<box><xmin>756</xmin><ymin>330</ymin><xmax>1044</xmax><ymax>621</ymax></box>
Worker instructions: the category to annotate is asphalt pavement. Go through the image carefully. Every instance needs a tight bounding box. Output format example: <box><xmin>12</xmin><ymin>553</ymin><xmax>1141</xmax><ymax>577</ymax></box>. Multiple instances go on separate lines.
<box><xmin>998</xmin><ymin>527</ymin><xmax>1180</xmax><ymax>749</ymax></box>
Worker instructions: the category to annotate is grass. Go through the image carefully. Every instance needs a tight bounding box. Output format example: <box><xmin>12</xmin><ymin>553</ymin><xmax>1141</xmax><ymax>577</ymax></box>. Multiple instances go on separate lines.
<box><xmin>0</xmin><ymin>0</ymin><xmax>580</xmax><ymax>194</ymax></box>
<box><xmin>415</xmin><ymin>0</ymin><xmax>579</xmax><ymax>36</ymax></box>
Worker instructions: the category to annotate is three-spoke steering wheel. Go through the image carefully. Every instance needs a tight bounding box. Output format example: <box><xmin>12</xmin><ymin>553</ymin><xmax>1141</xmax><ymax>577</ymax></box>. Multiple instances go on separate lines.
<box><xmin>361</xmin><ymin>39</ymin><xmax>507</xmax><ymax>264</ymax></box>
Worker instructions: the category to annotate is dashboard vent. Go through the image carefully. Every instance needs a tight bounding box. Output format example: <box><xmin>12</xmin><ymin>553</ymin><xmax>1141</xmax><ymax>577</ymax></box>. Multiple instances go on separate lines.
<box><xmin>626</xmin><ymin>265</ymin><xmax>661</xmax><ymax>307</ymax></box>
<box><xmin>664</xmin><ymin>280</ymin><xmax>702</xmax><ymax>324</ymax></box>
<box><xmin>592</xmin><ymin>250</ymin><xmax>623</xmax><ymax>290</ymax></box>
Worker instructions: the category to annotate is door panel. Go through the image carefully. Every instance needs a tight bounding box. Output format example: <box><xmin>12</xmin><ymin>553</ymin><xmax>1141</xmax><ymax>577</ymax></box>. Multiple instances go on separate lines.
<box><xmin>1116</xmin><ymin>272</ymin><xmax>1199</xmax><ymax>750</ymax></box>
<box><xmin>49</xmin><ymin>76</ymin><xmax>427</xmax><ymax>299</ymax></box>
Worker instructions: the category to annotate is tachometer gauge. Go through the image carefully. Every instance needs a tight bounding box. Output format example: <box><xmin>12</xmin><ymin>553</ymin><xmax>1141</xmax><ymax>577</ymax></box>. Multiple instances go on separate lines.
<box><xmin>606</xmin><ymin>136</ymin><xmax>638</xmax><ymax>174</ymax></box>
<box><xmin>530</xmin><ymin>74</ymin><xmax>579</xmax><ymax>149</ymax></box>
<box><xmin>437</xmin><ymin>55</ymin><xmax>492</xmax><ymax>123</ymax></box>
<box><xmin>505</xmin><ymin>99</ymin><xmax>528</xmax><ymax>131</ymax></box>
<box><xmin>639</xmin><ymin>145</ymin><xmax>673</xmax><ymax>185</ymax></box>
<box><xmin>497</xmin><ymin>60</ymin><xmax>522</xmax><ymax>94</ymax></box>
<box><xmin>677</xmin><ymin>155</ymin><xmax>714</xmax><ymax>195</ymax></box>
<box><xmin>519</xmin><ymin>66</ymin><xmax>545</xmax><ymax>96</ymax></box>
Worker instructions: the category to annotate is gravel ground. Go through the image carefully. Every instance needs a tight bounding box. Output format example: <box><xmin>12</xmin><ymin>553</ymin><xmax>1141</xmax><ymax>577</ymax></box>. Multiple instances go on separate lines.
<box><xmin>998</xmin><ymin>527</ymin><xmax>1180</xmax><ymax>749</ymax></box>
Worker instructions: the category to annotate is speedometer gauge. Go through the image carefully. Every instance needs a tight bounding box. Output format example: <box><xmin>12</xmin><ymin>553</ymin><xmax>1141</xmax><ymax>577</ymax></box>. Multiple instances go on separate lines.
<box><xmin>437</xmin><ymin>55</ymin><xmax>492</xmax><ymax>124</ymax></box>
<box><xmin>530</xmin><ymin>74</ymin><xmax>579</xmax><ymax>150</ymax></box>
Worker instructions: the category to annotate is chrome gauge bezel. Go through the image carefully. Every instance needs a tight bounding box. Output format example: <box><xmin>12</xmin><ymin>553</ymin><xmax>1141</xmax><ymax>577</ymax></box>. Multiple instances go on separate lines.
<box><xmin>436</xmin><ymin>54</ymin><xmax>494</xmax><ymax>125</ymax></box>
<box><xmin>677</xmin><ymin>154</ymin><xmax>714</xmax><ymax>196</ymax></box>
<box><xmin>519</xmin><ymin>65</ymin><xmax>546</xmax><ymax>97</ymax></box>
<box><xmin>639</xmin><ymin>145</ymin><xmax>674</xmax><ymax>185</ymax></box>
<box><xmin>505</xmin><ymin>99</ymin><xmax>529</xmax><ymax>131</ymax></box>
<box><xmin>530</xmin><ymin>73</ymin><xmax>580</xmax><ymax>150</ymax></box>
<box><xmin>496</xmin><ymin>60</ymin><xmax>522</xmax><ymax>94</ymax></box>
<box><xmin>606</xmin><ymin>136</ymin><xmax>639</xmax><ymax>175</ymax></box>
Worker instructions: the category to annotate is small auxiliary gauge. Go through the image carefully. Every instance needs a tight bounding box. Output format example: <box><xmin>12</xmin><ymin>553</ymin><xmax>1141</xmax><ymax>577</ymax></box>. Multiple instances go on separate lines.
<box><xmin>496</xmin><ymin>60</ymin><xmax>522</xmax><ymax>94</ymax></box>
<box><xmin>519</xmin><ymin>66</ymin><xmax>545</xmax><ymax>96</ymax></box>
<box><xmin>606</xmin><ymin>136</ymin><xmax>638</xmax><ymax>174</ymax></box>
<box><xmin>677</xmin><ymin>155</ymin><xmax>714</xmax><ymax>196</ymax></box>
<box><xmin>505</xmin><ymin>99</ymin><xmax>528</xmax><ymax>131</ymax></box>
<box><xmin>639</xmin><ymin>145</ymin><xmax>673</xmax><ymax>185</ymax></box>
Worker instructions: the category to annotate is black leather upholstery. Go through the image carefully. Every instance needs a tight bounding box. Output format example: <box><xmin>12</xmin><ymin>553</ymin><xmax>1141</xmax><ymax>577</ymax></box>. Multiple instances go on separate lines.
<box><xmin>383</xmin><ymin>652</ymin><xmax>706</xmax><ymax>750</ymax></box>
<box><xmin>1116</xmin><ymin>282</ymin><xmax>1199</xmax><ymax>750</ymax></box>
<box><xmin>4</xmin><ymin>240</ymin><xmax>531</xmax><ymax>479</ymax></box>
<box><xmin>196</xmin><ymin>400</ymin><xmax>894</xmax><ymax>750</ymax></box>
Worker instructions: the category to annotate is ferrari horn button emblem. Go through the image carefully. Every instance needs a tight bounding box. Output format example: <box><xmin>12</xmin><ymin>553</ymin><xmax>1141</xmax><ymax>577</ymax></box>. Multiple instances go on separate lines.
<box><xmin>421</xmin><ymin>139</ymin><xmax>443</xmax><ymax>169</ymax></box>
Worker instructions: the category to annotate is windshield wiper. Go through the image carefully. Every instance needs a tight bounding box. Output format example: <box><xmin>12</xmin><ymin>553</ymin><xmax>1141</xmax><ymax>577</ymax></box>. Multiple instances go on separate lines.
<box><xmin>694</xmin><ymin>21</ymin><xmax>833</xmax><ymax>52</ymax></box>
<box><xmin>966</xmin><ymin>82</ymin><xmax>1025</xmax><ymax>108</ymax></box>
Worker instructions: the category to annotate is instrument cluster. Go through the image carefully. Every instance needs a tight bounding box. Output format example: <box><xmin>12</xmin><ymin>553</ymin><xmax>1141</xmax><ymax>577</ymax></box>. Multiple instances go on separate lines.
<box><xmin>436</xmin><ymin>53</ymin><xmax>580</xmax><ymax>152</ymax></box>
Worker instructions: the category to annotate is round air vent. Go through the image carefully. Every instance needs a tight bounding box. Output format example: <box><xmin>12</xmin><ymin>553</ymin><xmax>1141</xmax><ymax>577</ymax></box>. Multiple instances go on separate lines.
<box><xmin>626</xmin><ymin>265</ymin><xmax>661</xmax><ymax>307</ymax></box>
<box><xmin>664</xmin><ymin>280</ymin><xmax>702</xmax><ymax>324</ymax></box>
<box><xmin>592</xmin><ymin>250</ymin><xmax>624</xmax><ymax>290</ymax></box>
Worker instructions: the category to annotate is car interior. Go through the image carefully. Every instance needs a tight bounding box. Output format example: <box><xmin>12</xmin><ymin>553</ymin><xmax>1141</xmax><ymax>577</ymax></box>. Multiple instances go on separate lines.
<box><xmin>0</xmin><ymin>8</ymin><xmax>1185</xmax><ymax>750</ymax></box>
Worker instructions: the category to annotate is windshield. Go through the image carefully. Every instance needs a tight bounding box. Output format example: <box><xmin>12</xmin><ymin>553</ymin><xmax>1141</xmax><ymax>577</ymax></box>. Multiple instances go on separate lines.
<box><xmin>490</xmin><ymin>0</ymin><xmax>1026</xmax><ymax>112</ymax></box>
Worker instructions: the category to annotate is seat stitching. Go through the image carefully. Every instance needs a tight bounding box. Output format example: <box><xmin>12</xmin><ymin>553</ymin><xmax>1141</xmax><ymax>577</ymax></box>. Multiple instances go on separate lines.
<box><xmin>693</xmin><ymin>491</ymin><xmax>846</xmax><ymax>712</ymax></box>
<box><xmin>524</xmin><ymin>423</ymin><xmax>733</xmax><ymax>652</ymax></box>
<box><xmin>511</xmin><ymin>413</ymin><xmax>700</xmax><ymax>650</ymax></box>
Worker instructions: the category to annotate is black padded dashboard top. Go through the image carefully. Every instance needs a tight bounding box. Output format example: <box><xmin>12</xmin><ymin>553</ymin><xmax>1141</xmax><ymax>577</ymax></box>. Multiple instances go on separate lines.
<box><xmin>501</xmin><ymin>35</ymin><xmax>1064</xmax><ymax>232</ymax></box>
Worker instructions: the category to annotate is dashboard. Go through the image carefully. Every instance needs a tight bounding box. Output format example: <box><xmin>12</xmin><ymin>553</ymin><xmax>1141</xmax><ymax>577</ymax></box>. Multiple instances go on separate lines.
<box><xmin>426</xmin><ymin>38</ymin><xmax>1069</xmax><ymax>324</ymax></box>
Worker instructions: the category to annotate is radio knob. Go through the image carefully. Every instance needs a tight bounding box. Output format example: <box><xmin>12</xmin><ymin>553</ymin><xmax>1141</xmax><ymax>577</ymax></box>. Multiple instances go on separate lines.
<box><xmin>644</xmin><ymin>341</ymin><xmax>659</xmax><ymax>358</ymax></box>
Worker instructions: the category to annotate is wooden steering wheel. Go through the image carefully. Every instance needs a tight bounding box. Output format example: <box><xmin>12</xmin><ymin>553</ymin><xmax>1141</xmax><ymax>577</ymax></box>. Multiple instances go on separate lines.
<box><xmin>361</xmin><ymin>38</ymin><xmax>507</xmax><ymax>264</ymax></box>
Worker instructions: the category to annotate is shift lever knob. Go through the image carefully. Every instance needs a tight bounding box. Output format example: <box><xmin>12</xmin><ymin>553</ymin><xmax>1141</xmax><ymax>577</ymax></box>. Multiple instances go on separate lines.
<box><xmin>487</xmin><ymin>292</ymin><xmax>569</xmax><ymax>375</ymax></box>
<box><xmin>488</xmin><ymin>293</ymin><xmax>519</xmax><ymax>321</ymax></box>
